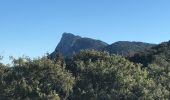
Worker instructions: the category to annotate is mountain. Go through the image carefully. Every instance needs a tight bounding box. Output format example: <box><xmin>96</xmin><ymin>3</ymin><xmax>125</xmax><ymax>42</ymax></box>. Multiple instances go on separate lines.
<box><xmin>50</xmin><ymin>33</ymin><xmax>156</xmax><ymax>58</ymax></box>
<box><xmin>50</xmin><ymin>33</ymin><xmax>108</xmax><ymax>57</ymax></box>
<box><xmin>103</xmin><ymin>41</ymin><xmax>155</xmax><ymax>56</ymax></box>
<box><xmin>130</xmin><ymin>40</ymin><xmax>170</xmax><ymax>66</ymax></box>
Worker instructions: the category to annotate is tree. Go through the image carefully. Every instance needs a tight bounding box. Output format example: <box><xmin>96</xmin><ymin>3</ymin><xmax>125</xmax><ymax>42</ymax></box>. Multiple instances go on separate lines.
<box><xmin>1</xmin><ymin>57</ymin><xmax>75</xmax><ymax>100</ymax></box>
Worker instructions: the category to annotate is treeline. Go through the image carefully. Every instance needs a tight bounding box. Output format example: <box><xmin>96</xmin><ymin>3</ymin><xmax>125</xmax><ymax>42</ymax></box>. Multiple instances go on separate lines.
<box><xmin>0</xmin><ymin>49</ymin><xmax>170</xmax><ymax>100</ymax></box>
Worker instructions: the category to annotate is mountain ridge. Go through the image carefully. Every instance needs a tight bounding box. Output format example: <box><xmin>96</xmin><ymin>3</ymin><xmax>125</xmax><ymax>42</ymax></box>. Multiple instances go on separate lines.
<box><xmin>103</xmin><ymin>41</ymin><xmax>156</xmax><ymax>56</ymax></box>
<box><xmin>50</xmin><ymin>33</ymin><xmax>156</xmax><ymax>58</ymax></box>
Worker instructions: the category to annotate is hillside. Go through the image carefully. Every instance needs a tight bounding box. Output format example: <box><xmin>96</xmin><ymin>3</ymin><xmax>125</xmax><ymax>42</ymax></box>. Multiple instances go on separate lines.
<box><xmin>130</xmin><ymin>40</ymin><xmax>170</xmax><ymax>66</ymax></box>
<box><xmin>103</xmin><ymin>41</ymin><xmax>155</xmax><ymax>56</ymax></box>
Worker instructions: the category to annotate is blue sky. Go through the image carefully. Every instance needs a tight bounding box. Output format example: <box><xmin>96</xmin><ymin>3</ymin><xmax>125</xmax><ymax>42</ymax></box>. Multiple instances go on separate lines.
<box><xmin>0</xmin><ymin>0</ymin><xmax>170</xmax><ymax>63</ymax></box>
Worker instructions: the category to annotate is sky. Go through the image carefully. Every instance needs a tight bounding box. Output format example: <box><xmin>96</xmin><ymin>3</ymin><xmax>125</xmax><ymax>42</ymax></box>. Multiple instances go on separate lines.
<box><xmin>0</xmin><ymin>0</ymin><xmax>170</xmax><ymax>63</ymax></box>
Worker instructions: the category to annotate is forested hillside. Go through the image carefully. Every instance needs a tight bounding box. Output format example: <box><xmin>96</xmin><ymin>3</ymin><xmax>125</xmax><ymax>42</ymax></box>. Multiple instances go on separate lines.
<box><xmin>103</xmin><ymin>41</ymin><xmax>155</xmax><ymax>56</ymax></box>
<box><xmin>130</xmin><ymin>40</ymin><xmax>170</xmax><ymax>66</ymax></box>
<box><xmin>0</xmin><ymin>48</ymin><xmax>169</xmax><ymax>99</ymax></box>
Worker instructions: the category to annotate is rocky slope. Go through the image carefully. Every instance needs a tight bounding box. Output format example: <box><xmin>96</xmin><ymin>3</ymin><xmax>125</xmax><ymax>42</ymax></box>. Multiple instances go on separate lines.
<box><xmin>50</xmin><ymin>33</ymin><xmax>108</xmax><ymax>57</ymax></box>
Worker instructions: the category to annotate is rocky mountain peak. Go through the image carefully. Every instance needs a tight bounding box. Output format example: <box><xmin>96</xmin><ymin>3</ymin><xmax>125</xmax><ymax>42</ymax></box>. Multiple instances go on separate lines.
<box><xmin>50</xmin><ymin>33</ymin><xmax>108</xmax><ymax>57</ymax></box>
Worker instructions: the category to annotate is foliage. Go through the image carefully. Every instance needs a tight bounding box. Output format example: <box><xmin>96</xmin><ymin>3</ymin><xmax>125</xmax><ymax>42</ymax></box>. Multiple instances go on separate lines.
<box><xmin>67</xmin><ymin>50</ymin><xmax>169</xmax><ymax>99</ymax></box>
<box><xmin>130</xmin><ymin>40</ymin><xmax>170</xmax><ymax>66</ymax></box>
<box><xmin>0</xmin><ymin>56</ymin><xmax>75</xmax><ymax>100</ymax></box>
<box><xmin>0</xmin><ymin>46</ymin><xmax>170</xmax><ymax>99</ymax></box>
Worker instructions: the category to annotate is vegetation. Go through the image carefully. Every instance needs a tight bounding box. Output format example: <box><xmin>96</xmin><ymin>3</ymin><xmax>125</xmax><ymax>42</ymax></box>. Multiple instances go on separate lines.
<box><xmin>0</xmin><ymin>56</ymin><xmax>74</xmax><ymax>100</ymax></box>
<box><xmin>0</xmin><ymin>41</ymin><xmax>170</xmax><ymax>99</ymax></box>
<box><xmin>130</xmin><ymin>40</ymin><xmax>170</xmax><ymax>66</ymax></box>
<box><xmin>66</xmin><ymin>50</ymin><xmax>169</xmax><ymax>100</ymax></box>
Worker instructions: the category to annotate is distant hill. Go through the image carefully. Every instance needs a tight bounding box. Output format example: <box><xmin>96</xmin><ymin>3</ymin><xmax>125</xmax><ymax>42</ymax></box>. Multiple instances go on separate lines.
<box><xmin>50</xmin><ymin>33</ymin><xmax>108</xmax><ymax>57</ymax></box>
<box><xmin>130</xmin><ymin>40</ymin><xmax>170</xmax><ymax>66</ymax></box>
<box><xmin>50</xmin><ymin>33</ymin><xmax>156</xmax><ymax>58</ymax></box>
<box><xmin>103</xmin><ymin>41</ymin><xmax>155</xmax><ymax>56</ymax></box>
